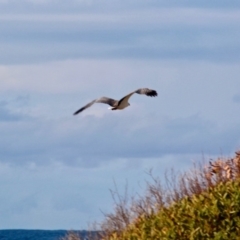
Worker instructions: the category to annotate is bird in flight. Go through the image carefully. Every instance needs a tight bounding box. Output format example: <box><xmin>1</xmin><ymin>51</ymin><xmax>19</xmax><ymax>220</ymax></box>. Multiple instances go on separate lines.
<box><xmin>73</xmin><ymin>88</ymin><xmax>157</xmax><ymax>115</ymax></box>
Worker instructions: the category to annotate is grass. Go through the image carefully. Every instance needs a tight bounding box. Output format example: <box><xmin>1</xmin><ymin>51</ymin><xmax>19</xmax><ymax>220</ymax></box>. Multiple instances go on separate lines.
<box><xmin>62</xmin><ymin>151</ymin><xmax>240</xmax><ymax>240</ymax></box>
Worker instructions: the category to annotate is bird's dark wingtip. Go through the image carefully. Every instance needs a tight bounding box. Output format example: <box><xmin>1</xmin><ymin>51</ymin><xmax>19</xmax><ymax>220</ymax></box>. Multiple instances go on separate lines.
<box><xmin>147</xmin><ymin>90</ymin><xmax>158</xmax><ymax>97</ymax></box>
<box><xmin>73</xmin><ymin>108</ymin><xmax>84</xmax><ymax>115</ymax></box>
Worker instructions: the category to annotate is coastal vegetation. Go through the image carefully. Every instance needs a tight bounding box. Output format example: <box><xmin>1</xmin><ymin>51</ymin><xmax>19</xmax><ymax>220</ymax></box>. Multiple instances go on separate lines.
<box><xmin>63</xmin><ymin>151</ymin><xmax>240</xmax><ymax>240</ymax></box>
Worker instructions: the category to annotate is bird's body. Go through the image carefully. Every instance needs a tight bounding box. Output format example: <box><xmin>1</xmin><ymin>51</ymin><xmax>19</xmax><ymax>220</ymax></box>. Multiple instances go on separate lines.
<box><xmin>73</xmin><ymin>88</ymin><xmax>157</xmax><ymax>115</ymax></box>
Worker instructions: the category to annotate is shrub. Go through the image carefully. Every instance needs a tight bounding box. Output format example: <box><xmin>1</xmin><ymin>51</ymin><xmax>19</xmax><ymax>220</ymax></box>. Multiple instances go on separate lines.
<box><xmin>63</xmin><ymin>151</ymin><xmax>240</xmax><ymax>240</ymax></box>
<box><xmin>100</xmin><ymin>151</ymin><xmax>240</xmax><ymax>240</ymax></box>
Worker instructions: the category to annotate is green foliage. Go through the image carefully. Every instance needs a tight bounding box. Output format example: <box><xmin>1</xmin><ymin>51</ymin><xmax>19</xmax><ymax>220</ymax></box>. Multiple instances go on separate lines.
<box><xmin>63</xmin><ymin>152</ymin><xmax>240</xmax><ymax>240</ymax></box>
<box><xmin>102</xmin><ymin>152</ymin><xmax>240</xmax><ymax>240</ymax></box>
<box><xmin>106</xmin><ymin>180</ymin><xmax>240</xmax><ymax>240</ymax></box>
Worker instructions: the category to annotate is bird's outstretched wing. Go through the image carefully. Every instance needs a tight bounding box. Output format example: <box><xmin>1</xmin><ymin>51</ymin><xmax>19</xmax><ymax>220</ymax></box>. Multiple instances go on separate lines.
<box><xmin>73</xmin><ymin>99</ymin><xmax>96</xmax><ymax>115</ymax></box>
<box><xmin>73</xmin><ymin>97</ymin><xmax>117</xmax><ymax>115</ymax></box>
<box><xmin>118</xmin><ymin>88</ymin><xmax>158</xmax><ymax>107</ymax></box>
<box><xmin>96</xmin><ymin>97</ymin><xmax>118</xmax><ymax>107</ymax></box>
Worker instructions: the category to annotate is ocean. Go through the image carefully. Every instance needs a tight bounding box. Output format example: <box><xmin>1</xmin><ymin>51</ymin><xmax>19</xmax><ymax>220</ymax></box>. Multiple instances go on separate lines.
<box><xmin>0</xmin><ymin>230</ymin><xmax>96</xmax><ymax>240</ymax></box>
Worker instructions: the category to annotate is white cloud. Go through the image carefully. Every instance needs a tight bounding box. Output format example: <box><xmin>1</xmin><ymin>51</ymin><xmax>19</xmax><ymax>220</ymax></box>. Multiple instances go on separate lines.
<box><xmin>0</xmin><ymin>58</ymin><xmax>239</xmax><ymax>183</ymax></box>
<box><xmin>0</xmin><ymin>8</ymin><xmax>240</xmax><ymax>25</ymax></box>
<box><xmin>0</xmin><ymin>7</ymin><xmax>240</xmax><ymax>64</ymax></box>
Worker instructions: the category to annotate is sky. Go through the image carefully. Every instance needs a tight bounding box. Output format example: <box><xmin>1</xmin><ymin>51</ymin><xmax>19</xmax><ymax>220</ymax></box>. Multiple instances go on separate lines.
<box><xmin>0</xmin><ymin>0</ymin><xmax>240</xmax><ymax>230</ymax></box>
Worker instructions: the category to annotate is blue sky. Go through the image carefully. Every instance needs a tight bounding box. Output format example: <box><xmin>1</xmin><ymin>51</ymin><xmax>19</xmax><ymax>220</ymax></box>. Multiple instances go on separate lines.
<box><xmin>1</xmin><ymin>0</ymin><xmax>240</xmax><ymax>230</ymax></box>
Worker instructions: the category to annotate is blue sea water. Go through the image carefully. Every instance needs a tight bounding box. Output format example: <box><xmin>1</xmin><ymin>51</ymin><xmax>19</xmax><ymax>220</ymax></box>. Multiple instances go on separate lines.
<box><xmin>0</xmin><ymin>230</ymin><xmax>92</xmax><ymax>240</ymax></box>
